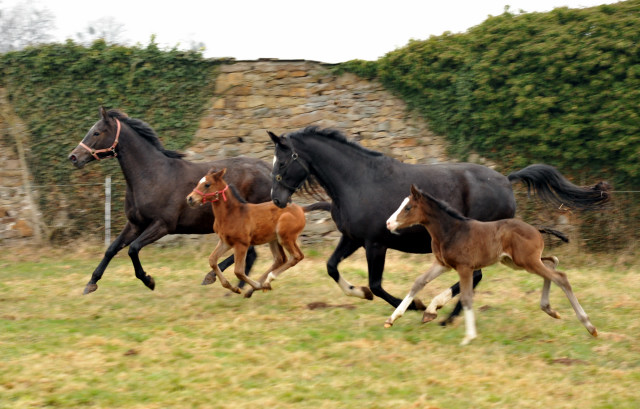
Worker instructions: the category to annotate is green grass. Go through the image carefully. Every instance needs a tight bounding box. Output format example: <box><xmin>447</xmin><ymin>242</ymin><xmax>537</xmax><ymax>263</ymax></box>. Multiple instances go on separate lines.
<box><xmin>0</xmin><ymin>242</ymin><xmax>638</xmax><ymax>408</ymax></box>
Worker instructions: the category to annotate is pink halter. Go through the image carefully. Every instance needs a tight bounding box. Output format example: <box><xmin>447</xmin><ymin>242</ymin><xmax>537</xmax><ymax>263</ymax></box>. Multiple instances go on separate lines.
<box><xmin>79</xmin><ymin>118</ymin><xmax>121</xmax><ymax>160</ymax></box>
<box><xmin>192</xmin><ymin>184</ymin><xmax>229</xmax><ymax>203</ymax></box>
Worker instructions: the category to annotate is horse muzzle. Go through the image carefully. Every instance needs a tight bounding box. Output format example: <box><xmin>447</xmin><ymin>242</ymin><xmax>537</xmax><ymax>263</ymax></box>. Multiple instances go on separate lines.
<box><xmin>68</xmin><ymin>147</ymin><xmax>91</xmax><ymax>169</ymax></box>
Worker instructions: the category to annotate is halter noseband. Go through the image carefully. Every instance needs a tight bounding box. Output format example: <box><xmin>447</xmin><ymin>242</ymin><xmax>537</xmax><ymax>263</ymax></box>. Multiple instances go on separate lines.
<box><xmin>79</xmin><ymin>118</ymin><xmax>121</xmax><ymax>161</ymax></box>
<box><xmin>273</xmin><ymin>136</ymin><xmax>310</xmax><ymax>192</ymax></box>
<box><xmin>192</xmin><ymin>184</ymin><xmax>229</xmax><ymax>203</ymax></box>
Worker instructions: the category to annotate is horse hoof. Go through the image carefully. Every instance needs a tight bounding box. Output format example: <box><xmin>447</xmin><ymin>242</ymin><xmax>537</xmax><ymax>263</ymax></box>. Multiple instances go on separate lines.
<box><xmin>413</xmin><ymin>298</ymin><xmax>427</xmax><ymax>311</ymax></box>
<box><xmin>262</xmin><ymin>283</ymin><xmax>272</xmax><ymax>292</ymax></box>
<box><xmin>384</xmin><ymin>319</ymin><xmax>393</xmax><ymax>328</ymax></box>
<box><xmin>145</xmin><ymin>276</ymin><xmax>155</xmax><ymax>291</ymax></box>
<box><xmin>83</xmin><ymin>283</ymin><xmax>98</xmax><ymax>294</ymax></box>
<box><xmin>244</xmin><ymin>290</ymin><xmax>254</xmax><ymax>299</ymax></box>
<box><xmin>590</xmin><ymin>328</ymin><xmax>598</xmax><ymax>337</ymax></box>
<box><xmin>201</xmin><ymin>273</ymin><xmax>217</xmax><ymax>285</ymax></box>
<box><xmin>362</xmin><ymin>286</ymin><xmax>374</xmax><ymax>300</ymax></box>
<box><xmin>422</xmin><ymin>312</ymin><xmax>437</xmax><ymax>323</ymax></box>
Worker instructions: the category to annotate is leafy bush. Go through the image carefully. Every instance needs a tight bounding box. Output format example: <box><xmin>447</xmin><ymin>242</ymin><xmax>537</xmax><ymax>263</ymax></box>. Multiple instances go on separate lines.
<box><xmin>0</xmin><ymin>40</ymin><xmax>221</xmax><ymax>240</ymax></box>
<box><xmin>340</xmin><ymin>1</ymin><xmax>640</xmax><ymax>189</ymax></box>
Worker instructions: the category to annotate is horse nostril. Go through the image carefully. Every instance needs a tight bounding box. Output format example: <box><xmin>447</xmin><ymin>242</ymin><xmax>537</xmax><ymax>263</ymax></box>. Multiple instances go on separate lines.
<box><xmin>273</xmin><ymin>198</ymin><xmax>280</xmax><ymax>207</ymax></box>
<box><xmin>69</xmin><ymin>154</ymin><xmax>77</xmax><ymax>163</ymax></box>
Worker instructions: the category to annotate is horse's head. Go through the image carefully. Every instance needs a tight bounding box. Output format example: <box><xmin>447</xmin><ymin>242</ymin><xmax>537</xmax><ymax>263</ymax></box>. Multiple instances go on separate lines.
<box><xmin>187</xmin><ymin>168</ymin><xmax>229</xmax><ymax>207</ymax></box>
<box><xmin>69</xmin><ymin>107</ymin><xmax>122</xmax><ymax>168</ymax></box>
<box><xmin>268</xmin><ymin>130</ymin><xmax>310</xmax><ymax>208</ymax></box>
<box><xmin>386</xmin><ymin>185</ymin><xmax>427</xmax><ymax>233</ymax></box>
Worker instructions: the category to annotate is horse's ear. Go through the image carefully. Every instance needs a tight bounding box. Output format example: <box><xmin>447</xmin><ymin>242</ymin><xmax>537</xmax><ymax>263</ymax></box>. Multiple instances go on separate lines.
<box><xmin>267</xmin><ymin>130</ymin><xmax>282</xmax><ymax>145</ymax></box>
<box><xmin>212</xmin><ymin>168</ymin><xmax>227</xmax><ymax>179</ymax></box>
<box><xmin>410</xmin><ymin>184</ymin><xmax>421</xmax><ymax>198</ymax></box>
<box><xmin>100</xmin><ymin>106</ymin><xmax>108</xmax><ymax>120</ymax></box>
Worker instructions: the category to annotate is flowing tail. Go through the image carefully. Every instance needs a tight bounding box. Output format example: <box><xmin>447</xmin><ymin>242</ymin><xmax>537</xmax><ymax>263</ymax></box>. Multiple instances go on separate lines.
<box><xmin>303</xmin><ymin>201</ymin><xmax>332</xmax><ymax>212</ymax></box>
<box><xmin>507</xmin><ymin>164</ymin><xmax>611</xmax><ymax>210</ymax></box>
<box><xmin>538</xmin><ymin>227</ymin><xmax>569</xmax><ymax>243</ymax></box>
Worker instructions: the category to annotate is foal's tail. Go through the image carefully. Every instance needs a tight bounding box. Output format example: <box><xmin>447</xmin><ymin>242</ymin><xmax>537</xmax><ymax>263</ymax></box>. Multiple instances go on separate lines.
<box><xmin>538</xmin><ymin>227</ymin><xmax>570</xmax><ymax>243</ymax></box>
<box><xmin>303</xmin><ymin>201</ymin><xmax>332</xmax><ymax>213</ymax></box>
<box><xmin>507</xmin><ymin>164</ymin><xmax>611</xmax><ymax>210</ymax></box>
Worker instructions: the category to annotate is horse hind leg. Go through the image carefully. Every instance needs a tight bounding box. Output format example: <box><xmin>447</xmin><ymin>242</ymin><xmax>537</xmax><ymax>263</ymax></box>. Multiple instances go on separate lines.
<box><xmin>540</xmin><ymin>257</ymin><xmax>561</xmax><ymax>319</ymax></box>
<box><xmin>262</xmin><ymin>238</ymin><xmax>304</xmax><ymax>290</ymax></box>
<box><xmin>244</xmin><ymin>242</ymin><xmax>286</xmax><ymax>298</ymax></box>
<box><xmin>529</xmin><ymin>259</ymin><xmax>597</xmax><ymax>337</ymax></box>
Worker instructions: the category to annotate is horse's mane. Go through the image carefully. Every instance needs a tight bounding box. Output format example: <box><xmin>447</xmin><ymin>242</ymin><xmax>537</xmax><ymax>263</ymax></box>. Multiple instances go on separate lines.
<box><xmin>417</xmin><ymin>187</ymin><xmax>469</xmax><ymax>222</ymax></box>
<box><xmin>107</xmin><ymin>109</ymin><xmax>185</xmax><ymax>159</ymax></box>
<box><xmin>228</xmin><ymin>184</ymin><xmax>248</xmax><ymax>204</ymax></box>
<box><xmin>288</xmin><ymin>126</ymin><xmax>384</xmax><ymax>158</ymax></box>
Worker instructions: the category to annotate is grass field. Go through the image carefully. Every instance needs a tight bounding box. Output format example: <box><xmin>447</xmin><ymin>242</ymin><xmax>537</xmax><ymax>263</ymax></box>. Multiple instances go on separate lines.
<box><xmin>0</xmin><ymin>241</ymin><xmax>638</xmax><ymax>408</ymax></box>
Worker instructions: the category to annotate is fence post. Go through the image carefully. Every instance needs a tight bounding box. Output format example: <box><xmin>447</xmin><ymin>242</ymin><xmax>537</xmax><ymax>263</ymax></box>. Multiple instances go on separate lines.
<box><xmin>105</xmin><ymin>176</ymin><xmax>111</xmax><ymax>248</ymax></box>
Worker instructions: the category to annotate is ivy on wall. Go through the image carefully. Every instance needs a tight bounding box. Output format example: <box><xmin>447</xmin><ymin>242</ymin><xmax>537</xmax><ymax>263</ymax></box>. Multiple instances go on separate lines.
<box><xmin>0</xmin><ymin>40</ymin><xmax>222</xmax><ymax>240</ymax></box>
<box><xmin>338</xmin><ymin>0</ymin><xmax>640</xmax><ymax>189</ymax></box>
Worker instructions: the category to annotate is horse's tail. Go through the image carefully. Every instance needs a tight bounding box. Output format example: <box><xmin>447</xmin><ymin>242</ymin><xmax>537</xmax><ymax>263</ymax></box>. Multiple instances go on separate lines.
<box><xmin>507</xmin><ymin>164</ymin><xmax>611</xmax><ymax>210</ymax></box>
<box><xmin>303</xmin><ymin>201</ymin><xmax>332</xmax><ymax>212</ymax></box>
<box><xmin>538</xmin><ymin>227</ymin><xmax>570</xmax><ymax>243</ymax></box>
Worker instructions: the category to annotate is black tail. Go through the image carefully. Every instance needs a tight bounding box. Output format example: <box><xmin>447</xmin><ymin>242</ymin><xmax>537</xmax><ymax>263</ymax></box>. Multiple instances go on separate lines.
<box><xmin>303</xmin><ymin>201</ymin><xmax>332</xmax><ymax>212</ymax></box>
<box><xmin>538</xmin><ymin>227</ymin><xmax>570</xmax><ymax>243</ymax></box>
<box><xmin>507</xmin><ymin>164</ymin><xmax>611</xmax><ymax>210</ymax></box>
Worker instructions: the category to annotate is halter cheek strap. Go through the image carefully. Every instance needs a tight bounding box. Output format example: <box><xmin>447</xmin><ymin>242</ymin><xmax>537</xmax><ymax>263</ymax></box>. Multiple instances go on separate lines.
<box><xmin>193</xmin><ymin>184</ymin><xmax>229</xmax><ymax>203</ymax></box>
<box><xmin>79</xmin><ymin>118</ymin><xmax>121</xmax><ymax>161</ymax></box>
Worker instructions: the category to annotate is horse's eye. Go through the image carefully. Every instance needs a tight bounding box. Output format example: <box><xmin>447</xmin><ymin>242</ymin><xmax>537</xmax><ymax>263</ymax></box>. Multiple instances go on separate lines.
<box><xmin>93</xmin><ymin>131</ymin><xmax>100</xmax><ymax>136</ymax></box>
<box><xmin>204</xmin><ymin>183</ymin><xmax>210</xmax><ymax>188</ymax></box>
<box><xmin>404</xmin><ymin>205</ymin><xmax>412</xmax><ymax>211</ymax></box>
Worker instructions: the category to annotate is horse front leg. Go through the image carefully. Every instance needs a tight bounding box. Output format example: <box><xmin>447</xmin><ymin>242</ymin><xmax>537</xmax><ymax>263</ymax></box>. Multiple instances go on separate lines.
<box><xmin>127</xmin><ymin>220</ymin><xmax>169</xmax><ymax>291</ymax></box>
<box><xmin>385</xmin><ymin>262</ymin><xmax>450</xmax><ymax>327</ymax></box>
<box><xmin>231</xmin><ymin>244</ymin><xmax>263</xmax><ymax>295</ymax></box>
<box><xmin>84</xmin><ymin>222</ymin><xmax>139</xmax><ymax>294</ymax></box>
<box><xmin>245</xmin><ymin>242</ymin><xmax>286</xmax><ymax>299</ymax></box>
<box><xmin>204</xmin><ymin>240</ymin><xmax>240</xmax><ymax>294</ymax></box>
<box><xmin>326</xmin><ymin>236</ymin><xmax>372</xmax><ymax>299</ymax></box>
<box><xmin>427</xmin><ymin>269</ymin><xmax>483</xmax><ymax>326</ymax></box>
<box><xmin>217</xmin><ymin>245</ymin><xmax>259</xmax><ymax>289</ymax></box>
<box><xmin>365</xmin><ymin>242</ymin><xmax>425</xmax><ymax>310</ymax></box>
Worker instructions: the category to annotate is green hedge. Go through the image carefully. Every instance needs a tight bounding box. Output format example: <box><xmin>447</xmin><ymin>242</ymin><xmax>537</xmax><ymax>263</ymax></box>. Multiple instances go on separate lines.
<box><xmin>0</xmin><ymin>40</ymin><xmax>222</xmax><ymax>240</ymax></box>
<box><xmin>338</xmin><ymin>0</ymin><xmax>640</xmax><ymax>188</ymax></box>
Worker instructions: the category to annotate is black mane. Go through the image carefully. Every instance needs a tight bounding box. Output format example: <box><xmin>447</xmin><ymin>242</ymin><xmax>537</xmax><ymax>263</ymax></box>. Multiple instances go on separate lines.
<box><xmin>288</xmin><ymin>126</ymin><xmax>384</xmax><ymax>158</ymax></box>
<box><xmin>107</xmin><ymin>109</ymin><xmax>185</xmax><ymax>159</ymax></box>
<box><xmin>229</xmin><ymin>184</ymin><xmax>248</xmax><ymax>204</ymax></box>
<box><xmin>417</xmin><ymin>187</ymin><xmax>469</xmax><ymax>222</ymax></box>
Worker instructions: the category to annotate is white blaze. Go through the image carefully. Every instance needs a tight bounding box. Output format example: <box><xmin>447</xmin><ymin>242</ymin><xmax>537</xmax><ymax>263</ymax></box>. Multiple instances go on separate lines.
<box><xmin>386</xmin><ymin>197</ymin><xmax>409</xmax><ymax>232</ymax></box>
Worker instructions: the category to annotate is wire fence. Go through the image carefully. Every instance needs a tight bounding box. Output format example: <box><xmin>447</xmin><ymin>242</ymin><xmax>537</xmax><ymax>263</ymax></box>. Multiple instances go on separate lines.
<box><xmin>24</xmin><ymin>178</ymin><xmax>640</xmax><ymax>255</ymax></box>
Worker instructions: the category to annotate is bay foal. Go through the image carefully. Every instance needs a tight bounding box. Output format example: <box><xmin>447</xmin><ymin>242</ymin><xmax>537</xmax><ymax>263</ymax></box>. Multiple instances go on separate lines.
<box><xmin>385</xmin><ymin>185</ymin><xmax>597</xmax><ymax>345</ymax></box>
<box><xmin>187</xmin><ymin>168</ymin><xmax>329</xmax><ymax>298</ymax></box>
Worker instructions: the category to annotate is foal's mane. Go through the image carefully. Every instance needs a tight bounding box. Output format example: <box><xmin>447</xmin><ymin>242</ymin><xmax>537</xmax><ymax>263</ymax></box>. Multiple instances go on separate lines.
<box><xmin>417</xmin><ymin>188</ymin><xmax>469</xmax><ymax>222</ymax></box>
<box><xmin>107</xmin><ymin>109</ymin><xmax>185</xmax><ymax>159</ymax></box>
<box><xmin>228</xmin><ymin>184</ymin><xmax>248</xmax><ymax>204</ymax></box>
<box><xmin>289</xmin><ymin>126</ymin><xmax>384</xmax><ymax>158</ymax></box>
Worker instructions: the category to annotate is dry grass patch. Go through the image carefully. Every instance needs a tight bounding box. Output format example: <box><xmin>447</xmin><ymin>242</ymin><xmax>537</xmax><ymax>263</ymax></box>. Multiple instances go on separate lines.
<box><xmin>0</xmin><ymin>243</ymin><xmax>638</xmax><ymax>408</ymax></box>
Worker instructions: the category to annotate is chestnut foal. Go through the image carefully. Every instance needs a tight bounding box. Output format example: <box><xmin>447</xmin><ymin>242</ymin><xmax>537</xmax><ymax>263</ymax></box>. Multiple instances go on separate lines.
<box><xmin>187</xmin><ymin>168</ymin><xmax>329</xmax><ymax>298</ymax></box>
<box><xmin>385</xmin><ymin>185</ymin><xmax>597</xmax><ymax>345</ymax></box>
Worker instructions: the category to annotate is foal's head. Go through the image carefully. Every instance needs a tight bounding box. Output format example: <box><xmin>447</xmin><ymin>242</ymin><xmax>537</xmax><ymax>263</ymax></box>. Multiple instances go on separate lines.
<box><xmin>386</xmin><ymin>185</ymin><xmax>427</xmax><ymax>233</ymax></box>
<box><xmin>187</xmin><ymin>168</ymin><xmax>230</xmax><ymax>207</ymax></box>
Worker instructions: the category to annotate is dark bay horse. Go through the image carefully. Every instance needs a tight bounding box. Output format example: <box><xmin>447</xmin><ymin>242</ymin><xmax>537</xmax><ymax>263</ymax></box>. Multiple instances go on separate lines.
<box><xmin>385</xmin><ymin>185</ymin><xmax>597</xmax><ymax>345</ymax></box>
<box><xmin>268</xmin><ymin>126</ymin><xmax>610</xmax><ymax>321</ymax></box>
<box><xmin>68</xmin><ymin>107</ymin><xmax>272</xmax><ymax>294</ymax></box>
<box><xmin>186</xmin><ymin>168</ymin><xmax>331</xmax><ymax>298</ymax></box>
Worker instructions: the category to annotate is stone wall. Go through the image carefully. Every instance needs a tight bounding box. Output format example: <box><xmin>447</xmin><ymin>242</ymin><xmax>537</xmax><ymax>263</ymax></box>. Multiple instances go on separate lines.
<box><xmin>1</xmin><ymin>59</ymin><xmax>452</xmax><ymax>246</ymax></box>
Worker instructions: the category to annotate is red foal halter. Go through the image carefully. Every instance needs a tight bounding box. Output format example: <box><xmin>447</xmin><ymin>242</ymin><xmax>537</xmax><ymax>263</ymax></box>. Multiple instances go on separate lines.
<box><xmin>192</xmin><ymin>184</ymin><xmax>229</xmax><ymax>203</ymax></box>
<box><xmin>79</xmin><ymin>118</ymin><xmax>121</xmax><ymax>161</ymax></box>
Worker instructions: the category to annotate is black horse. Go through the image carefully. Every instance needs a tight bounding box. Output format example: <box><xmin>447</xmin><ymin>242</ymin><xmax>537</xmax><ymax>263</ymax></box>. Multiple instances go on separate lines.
<box><xmin>268</xmin><ymin>126</ymin><xmax>610</xmax><ymax>320</ymax></box>
<box><xmin>69</xmin><ymin>107</ymin><xmax>272</xmax><ymax>294</ymax></box>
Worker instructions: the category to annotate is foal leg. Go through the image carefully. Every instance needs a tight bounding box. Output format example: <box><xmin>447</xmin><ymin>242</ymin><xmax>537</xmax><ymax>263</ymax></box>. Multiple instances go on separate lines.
<box><xmin>384</xmin><ymin>262</ymin><xmax>449</xmax><ymax>327</ymax></box>
<box><xmin>262</xmin><ymin>239</ymin><xmax>304</xmax><ymax>290</ymax></box>
<box><xmin>458</xmin><ymin>267</ymin><xmax>478</xmax><ymax>346</ymax></box>
<box><xmin>540</xmin><ymin>256</ymin><xmax>561</xmax><ymax>319</ymax></box>
<box><xmin>218</xmin><ymin>246</ymin><xmax>259</xmax><ymax>289</ymax></box>
<box><xmin>424</xmin><ymin>269</ymin><xmax>483</xmax><ymax>326</ymax></box>
<box><xmin>232</xmin><ymin>244</ymin><xmax>263</xmax><ymax>293</ymax></box>
<box><xmin>205</xmin><ymin>241</ymin><xmax>241</xmax><ymax>294</ymax></box>
<box><xmin>244</xmin><ymin>242</ymin><xmax>286</xmax><ymax>298</ymax></box>
<box><xmin>527</xmin><ymin>259</ymin><xmax>596</xmax><ymax>336</ymax></box>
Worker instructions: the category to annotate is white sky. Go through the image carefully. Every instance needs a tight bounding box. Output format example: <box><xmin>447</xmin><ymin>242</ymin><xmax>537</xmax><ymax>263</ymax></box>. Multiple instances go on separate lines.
<box><xmin>5</xmin><ymin>0</ymin><xmax>621</xmax><ymax>63</ymax></box>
